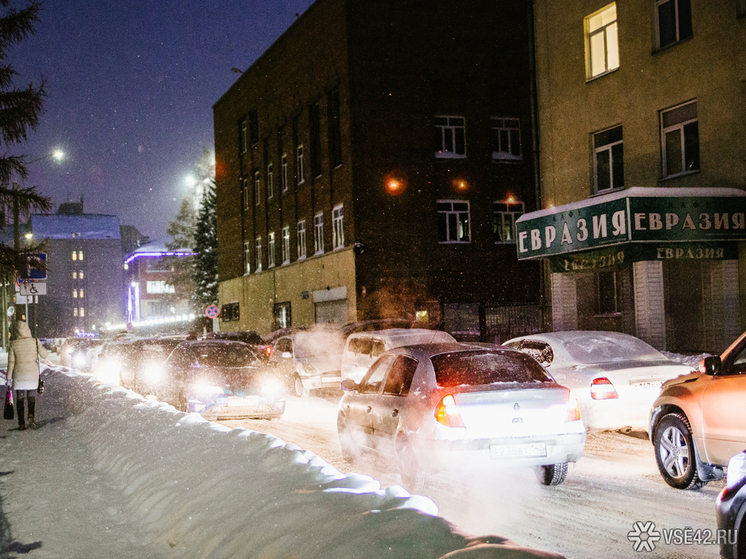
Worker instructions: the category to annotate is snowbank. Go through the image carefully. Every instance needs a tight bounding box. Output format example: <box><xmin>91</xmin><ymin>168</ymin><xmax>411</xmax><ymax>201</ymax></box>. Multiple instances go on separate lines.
<box><xmin>28</xmin><ymin>369</ymin><xmax>562</xmax><ymax>558</ymax></box>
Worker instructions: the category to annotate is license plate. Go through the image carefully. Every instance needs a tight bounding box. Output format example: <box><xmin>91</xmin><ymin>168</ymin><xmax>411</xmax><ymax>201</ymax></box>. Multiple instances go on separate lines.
<box><xmin>490</xmin><ymin>442</ymin><xmax>547</xmax><ymax>459</ymax></box>
<box><xmin>227</xmin><ymin>397</ymin><xmax>259</xmax><ymax>407</ymax></box>
<box><xmin>321</xmin><ymin>376</ymin><xmax>342</xmax><ymax>383</ymax></box>
<box><xmin>630</xmin><ymin>380</ymin><xmax>662</xmax><ymax>390</ymax></box>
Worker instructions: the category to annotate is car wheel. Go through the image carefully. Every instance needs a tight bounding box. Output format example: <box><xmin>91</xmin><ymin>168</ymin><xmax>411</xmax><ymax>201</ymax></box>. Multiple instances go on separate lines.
<box><xmin>654</xmin><ymin>412</ymin><xmax>704</xmax><ymax>490</ymax></box>
<box><xmin>396</xmin><ymin>438</ymin><xmax>427</xmax><ymax>493</ymax></box>
<box><xmin>292</xmin><ymin>375</ymin><xmax>306</xmax><ymax>398</ymax></box>
<box><xmin>337</xmin><ymin>414</ymin><xmax>358</xmax><ymax>463</ymax></box>
<box><xmin>534</xmin><ymin>463</ymin><xmax>568</xmax><ymax>486</ymax></box>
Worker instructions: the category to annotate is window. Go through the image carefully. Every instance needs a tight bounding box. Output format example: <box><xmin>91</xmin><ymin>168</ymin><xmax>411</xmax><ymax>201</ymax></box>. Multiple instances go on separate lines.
<box><xmin>72</xmin><ymin>271</ymin><xmax>77</xmax><ymax>279</ymax></box>
<box><xmin>78</xmin><ymin>251</ymin><xmax>83</xmax><ymax>261</ymax></box>
<box><xmin>434</xmin><ymin>116</ymin><xmax>466</xmax><ymax>158</ymax></box>
<box><xmin>267</xmin><ymin>163</ymin><xmax>274</xmax><ymax>199</ymax></box>
<box><xmin>296</xmin><ymin>144</ymin><xmax>305</xmax><ymax>184</ymax></box>
<box><xmin>79</xmin><ymin>271</ymin><xmax>84</xmax><ymax>280</ymax></box>
<box><xmin>146</xmin><ymin>281</ymin><xmax>175</xmax><ymax>294</ymax></box>
<box><xmin>239</xmin><ymin>118</ymin><xmax>248</xmax><ymax>154</ymax></box>
<box><xmin>242</xmin><ymin>177</ymin><xmax>250</xmax><ymax>210</ymax></box>
<box><xmin>274</xmin><ymin>302</ymin><xmax>291</xmax><ymax>329</ymax></box>
<box><xmin>739</xmin><ymin>0</ymin><xmax>746</xmax><ymax>18</ymax></box>
<box><xmin>297</xmin><ymin>220</ymin><xmax>307</xmax><ymax>259</ymax></box>
<box><xmin>79</xmin><ymin>289</ymin><xmax>84</xmax><ymax>298</ymax></box>
<box><xmin>314</xmin><ymin>212</ymin><xmax>324</xmax><ymax>254</ymax></box>
<box><xmin>146</xmin><ymin>258</ymin><xmax>171</xmax><ymax>272</ymax></box>
<box><xmin>382</xmin><ymin>356</ymin><xmax>419</xmax><ymax>397</ymax></box>
<box><xmin>221</xmin><ymin>302</ymin><xmax>240</xmax><ymax>322</ymax></box>
<box><xmin>244</xmin><ymin>241</ymin><xmax>250</xmax><ymax>274</ymax></box>
<box><xmin>437</xmin><ymin>201</ymin><xmax>470</xmax><ymax>243</ymax></box>
<box><xmin>248</xmin><ymin>109</ymin><xmax>258</xmax><ymax>146</ymax></box>
<box><xmin>656</xmin><ymin>0</ymin><xmax>693</xmax><ymax>50</ymax></box>
<box><xmin>593</xmin><ymin>125</ymin><xmax>624</xmax><ymax>192</ymax></box>
<box><xmin>491</xmin><ymin>118</ymin><xmax>521</xmax><ymax>160</ymax></box>
<box><xmin>73</xmin><ymin>289</ymin><xmax>78</xmax><ymax>299</ymax></box>
<box><xmin>585</xmin><ymin>3</ymin><xmax>619</xmax><ymax>79</ymax></box>
<box><xmin>332</xmin><ymin>204</ymin><xmax>344</xmax><ymax>249</ymax></box>
<box><xmin>268</xmin><ymin>232</ymin><xmax>276</xmax><ymax>268</ymax></box>
<box><xmin>282</xmin><ymin>226</ymin><xmax>290</xmax><ymax>264</ymax></box>
<box><xmin>73</xmin><ymin>307</ymin><xmax>78</xmax><ymax>317</ymax></box>
<box><xmin>598</xmin><ymin>271</ymin><xmax>622</xmax><ymax>314</ymax></box>
<box><xmin>310</xmin><ymin>102</ymin><xmax>322</xmax><ymax>178</ymax></box>
<box><xmin>328</xmin><ymin>88</ymin><xmax>342</xmax><ymax>168</ymax></box>
<box><xmin>493</xmin><ymin>200</ymin><xmax>525</xmax><ymax>243</ymax></box>
<box><xmin>360</xmin><ymin>355</ymin><xmax>396</xmax><ymax>394</ymax></box>
<box><xmin>254</xmin><ymin>171</ymin><xmax>261</xmax><ymax>205</ymax></box>
<box><xmin>255</xmin><ymin>237</ymin><xmax>262</xmax><ymax>272</ymax></box>
<box><xmin>661</xmin><ymin>101</ymin><xmax>699</xmax><ymax>178</ymax></box>
<box><xmin>281</xmin><ymin>153</ymin><xmax>288</xmax><ymax>192</ymax></box>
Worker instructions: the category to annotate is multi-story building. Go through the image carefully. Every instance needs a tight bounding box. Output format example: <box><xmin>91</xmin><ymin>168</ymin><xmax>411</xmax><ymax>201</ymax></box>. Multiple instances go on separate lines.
<box><xmin>522</xmin><ymin>0</ymin><xmax>746</xmax><ymax>352</ymax></box>
<box><xmin>214</xmin><ymin>0</ymin><xmax>542</xmax><ymax>340</ymax></box>
<box><xmin>123</xmin><ymin>239</ymin><xmax>195</xmax><ymax>328</ymax></box>
<box><xmin>28</xmin><ymin>201</ymin><xmax>125</xmax><ymax>337</ymax></box>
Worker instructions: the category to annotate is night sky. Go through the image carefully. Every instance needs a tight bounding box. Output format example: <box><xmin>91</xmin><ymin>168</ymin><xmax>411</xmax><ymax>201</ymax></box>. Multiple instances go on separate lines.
<box><xmin>12</xmin><ymin>0</ymin><xmax>314</xmax><ymax>241</ymax></box>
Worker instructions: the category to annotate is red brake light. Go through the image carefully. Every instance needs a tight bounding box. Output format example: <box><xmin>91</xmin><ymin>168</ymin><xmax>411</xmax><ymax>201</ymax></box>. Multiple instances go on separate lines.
<box><xmin>264</xmin><ymin>346</ymin><xmax>273</xmax><ymax>357</ymax></box>
<box><xmin>590</xmin><ymin>377</ymin><xmax>619</xmax><ymax>400</ymax></box>
<box><xmin>435</xmin><ymin>394</ymin><xmax>465</xmax><ymax>428</ymax></box>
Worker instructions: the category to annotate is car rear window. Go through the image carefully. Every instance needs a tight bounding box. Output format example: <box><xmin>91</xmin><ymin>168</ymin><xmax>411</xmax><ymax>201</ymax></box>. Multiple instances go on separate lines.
<box><xmin>431</xmin><ymin>350</ymin><xmax>552</xmax><ymax>387</ymax></box>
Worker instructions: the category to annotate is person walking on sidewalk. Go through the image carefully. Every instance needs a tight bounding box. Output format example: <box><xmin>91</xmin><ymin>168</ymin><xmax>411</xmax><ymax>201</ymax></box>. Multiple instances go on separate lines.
<box><xmin>6</xmin><ymin>320</ymin><xmax>48</xmax><ymax>430</ymax></box>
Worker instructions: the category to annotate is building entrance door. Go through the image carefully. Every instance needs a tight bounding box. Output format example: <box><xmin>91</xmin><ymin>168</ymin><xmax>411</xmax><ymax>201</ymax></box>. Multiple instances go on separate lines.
<box><xmin>664</xmin><ymin>261</ymin><xmax>704</xmax><ymax>353</ymax></box>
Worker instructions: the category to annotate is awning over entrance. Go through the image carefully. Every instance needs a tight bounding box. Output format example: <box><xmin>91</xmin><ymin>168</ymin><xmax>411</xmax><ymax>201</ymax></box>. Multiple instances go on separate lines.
<box><xmin>516</xmin><ymin>187</ymin><xmax>746</xmax><ymax>269</ymax></box>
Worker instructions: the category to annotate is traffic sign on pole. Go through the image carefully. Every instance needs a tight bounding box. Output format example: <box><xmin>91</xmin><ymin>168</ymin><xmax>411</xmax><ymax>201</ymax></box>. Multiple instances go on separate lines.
<box><xmin>205</xmin><ymin>304</ymin><xmax>219</xmax><ymax>319</ymax></box>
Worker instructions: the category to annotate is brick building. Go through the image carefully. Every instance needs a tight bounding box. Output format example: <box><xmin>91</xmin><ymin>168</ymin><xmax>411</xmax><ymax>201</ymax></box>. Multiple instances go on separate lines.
<box><xmin>213</xmin><ymin>0</ymin><xmax>543</xmax><ymax>340</ymax></box>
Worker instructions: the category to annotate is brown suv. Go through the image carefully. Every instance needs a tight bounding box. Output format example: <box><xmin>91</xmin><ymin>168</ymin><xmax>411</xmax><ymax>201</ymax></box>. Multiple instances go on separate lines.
<box><xmin>650</xmin><ymin>332</ymin><xmax>746</xmax><ymax>489</ymax></box>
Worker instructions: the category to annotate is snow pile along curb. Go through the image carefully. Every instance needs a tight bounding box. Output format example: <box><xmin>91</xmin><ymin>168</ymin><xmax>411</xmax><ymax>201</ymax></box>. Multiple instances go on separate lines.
<box><xmin>53</xmin><ymin>369</ymin><xmax>564</xmax><ymax>558</ymax></box>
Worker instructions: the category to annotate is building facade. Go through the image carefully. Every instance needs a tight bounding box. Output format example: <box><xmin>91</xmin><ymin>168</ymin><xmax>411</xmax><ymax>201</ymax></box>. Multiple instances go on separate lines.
<box><xmin>525</xmin><ymin>0</ymin><xmax>746</xmax><ymax>352</ymax></box>
<box><xmin>214</xmin><ymin>0</ymin><xmax>542</xmax><ymax>340</ymax></box>
<box><xmin>124</xmin><ymin>240</ymin><xmax>195</xmax><ymax>329</ymax></box>
<box><xmin>28</xmin><ymin>203</ymin><xmax>125</xmax><ymax>337</ymax></box>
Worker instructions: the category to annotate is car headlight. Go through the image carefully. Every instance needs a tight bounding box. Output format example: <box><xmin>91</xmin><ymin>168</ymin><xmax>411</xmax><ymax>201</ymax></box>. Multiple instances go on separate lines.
<box><xmin>191</xmin><ymin>381</ymin><xmax>225</xmax><ymax>396</ymax></box>
<box><xmin>142</xmin><ymin>363</ymin><xmax>164</xmax><ymax>383</ymax></box>
<box><xmin>72</xmin><ymin>353</ymin><xmax>87</xmax><ymax>368</ymax></box>
<box><xmin>261</xmin><ymin>379</ymin><xmax>283</xmax><ymax>395</ymax></box>
<box><xmin>726</xmin><ymin>452</ymin><xmax>746</xmax><ymax>489</ymax></box>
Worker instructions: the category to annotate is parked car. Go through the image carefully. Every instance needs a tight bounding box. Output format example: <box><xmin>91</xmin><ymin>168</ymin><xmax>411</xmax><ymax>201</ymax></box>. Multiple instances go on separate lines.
<box><xmin>341</xmin><ymin>328</ymin><xmax>457</xmax><ymax>383</ymax></box>
<box><xmin>337</xmin><ymin>343</ymin><xmax>586</xmax><ymax>491</ymax></box>
<box><xmin>265</xmin><ymin>329</ymin><xmax>346</xmax><ymax>397</ymax></box>
<box><xmin>716</xmin><ymin>451</ymin><xmax>746</xmax><ymax>558</ymax></box>
<box><xmin>91</xmin><ymin>339</ymin><xmax>136</xmax><ymax>385</ymax></box>
<box><xmin>650</xmin><ymin>330</ymin><xmax>746</xmax><ymax>490</ymax></box>
<box><xmin>203</xmin><ymin>330</ymin><xmax>270</xmax><ymax>360</ymax></box>
<box><xmin>159</xmin><ymin>339</ymin><xmax>285</xmax><ymax>420</ymax></box>
<box><xmin>339</xmin><ymin>319</ymin><xmax>421</xmax><ymax>337</ymax></box>
<box><xmin>504</xmin><ymin>331</ymin><xmax>694</xmax><ymax>432</ymax></box>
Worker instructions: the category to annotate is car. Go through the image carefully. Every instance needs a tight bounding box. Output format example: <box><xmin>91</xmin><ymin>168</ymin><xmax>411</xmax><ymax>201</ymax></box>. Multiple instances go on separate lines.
<box><xmin>156</xmin><ymin>340</ymin><xmax>285</xmax><ymax>420</ymax></box>
<box><xmin>91</xmin><ymin>339</ymin><xmax>137</xmax><ymax>385</ymax></box>
<box><xmin>650</xmin><ymin>330</ymin><xmax>746</xmax><ymax>490</ymax></box>
<box><xmin>716</xmin><ymin>451</ymin><xmax>746</xmax><ymax>558</ymax></box>
<box><xmin>119</xmin><ymin>337</ymin><xmax>184</xmax><ymax>395</ymax></box>
<box><xmin>265</xmin><ymin>329</ymin><xmax>346</xmax><ymax>397</ymax></box>
<box><xmin>337</xmin><ymin>343</ymin><xmax>586</xmax><ymax>491</ymax></box>
<box><xmin>341</xmin><ymin>328</ymin><xmax>457</xmax><ymax>383</ymax></box>
<box><xmin>504</xmin><ymin>331</ymin><xmax>694</xmax><ymax>432</ymax></box>
<box><xmin>59</xmin><ymin>337</ymin><xmax>105</xmax><ymax>371</ymax></box>
<box><xmin>203</xmin><ymin>330</ymin><xmax>270</xmax><ymax>360</ymax></box>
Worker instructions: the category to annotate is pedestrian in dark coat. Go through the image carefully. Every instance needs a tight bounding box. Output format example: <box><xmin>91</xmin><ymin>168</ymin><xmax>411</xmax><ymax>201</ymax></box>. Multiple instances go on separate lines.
<box><xmin>6</xmin><ymin>320</ymin><xmax>48</xmax><ymax>430</ymax></box>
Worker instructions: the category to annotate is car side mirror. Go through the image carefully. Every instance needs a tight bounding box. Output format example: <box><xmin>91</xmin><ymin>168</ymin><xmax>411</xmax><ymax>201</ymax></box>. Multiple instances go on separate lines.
<box><xmin>700</xmin><ymin>356</ymin><xmax>722</xmax><ymax>376</ymax></box>
<box><xmin>341</xmin><ymin>378</ymin><xmax>358</xmax><ymax>392</ymax></box>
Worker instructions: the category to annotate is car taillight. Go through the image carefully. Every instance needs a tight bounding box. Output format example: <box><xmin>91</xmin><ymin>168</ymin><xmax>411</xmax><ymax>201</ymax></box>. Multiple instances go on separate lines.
<box><xmin>590</xmin><ymin>377</ymin><xmax>619</xmax><ymax>400</ymax></box>
<box><xmin>565</xmin><ymin>394</ymin><xmax>581</xmax><ymax>421</ymax></box>
<box><xmin>434</xmin><ymin>394</ymin><xmax>465</xmax><ymax>428</ymax></box>
<box><xmin>264</xmin><ymin>346</ymin><xmax>273</xmax><ymax>357</ymax></box>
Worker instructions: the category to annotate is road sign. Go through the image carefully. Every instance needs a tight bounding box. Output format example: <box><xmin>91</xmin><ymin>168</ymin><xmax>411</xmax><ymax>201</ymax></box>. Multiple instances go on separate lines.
<box><xmin>20</xmin><ymin>253</ymin><xmax>47</xmax><ymax>281</ymax></box>
<box><xmin>20</xmin><ymin>282</ymin><xmax>46</xmax><ymax>296</ymax></box>
<box><xmin>205</xmin><ymin>304</ymin><xmax>219</xmax><ymax>318</ymax></box>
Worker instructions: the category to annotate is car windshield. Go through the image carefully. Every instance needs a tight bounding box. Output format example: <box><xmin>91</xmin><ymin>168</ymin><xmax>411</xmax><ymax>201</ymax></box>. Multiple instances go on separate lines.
<box><xmin>431</xmin><ymin>350</ymin><xmax>552</xmax><ymax>387</ymax></box>
<box><xmin>561</xmin><ymin>334</ymin><xmax>665</xmax><ymax>364</ymax></box>
<box><xmin>193</xmin><ymin>345</ymin><xmax>258</xmax><ymax>367</ymax></box>
<box><xmin>293</xmin><ymin>332</ymin><xmax>344</xmax><ymax>359</ymax></box>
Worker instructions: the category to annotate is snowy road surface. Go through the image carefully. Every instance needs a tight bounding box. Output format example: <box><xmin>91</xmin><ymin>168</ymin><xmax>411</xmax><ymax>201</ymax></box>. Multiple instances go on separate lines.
<box><xmin>224</xmin><ymin>394</ymin><xmax>726</xmax><ymax>559</ymax></box>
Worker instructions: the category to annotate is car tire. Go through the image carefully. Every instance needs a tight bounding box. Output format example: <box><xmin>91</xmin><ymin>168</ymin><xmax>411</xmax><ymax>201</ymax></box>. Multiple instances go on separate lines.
<box><xmin>654</xmin><ymin>412</ymin><xmax>704</xmax><ymax>490</ymax></box>
<box><xmin>292</xmin><ymin>374</ymin><xmax>306</xmax><ymax>398</ymax></box>
<box><xmin>337</xmin><ymin>415</ymin><xmax>357</xmax><ymax>463</ymax></box>
<box><xmin>534</xmin><ymin>463</ymin><xmax>568</xmax><ymax>486</ymax></box>
<box><xmin>396</xmin><ymin>438</ymin><xmax>427</xmax><ymax>493</ymax></box>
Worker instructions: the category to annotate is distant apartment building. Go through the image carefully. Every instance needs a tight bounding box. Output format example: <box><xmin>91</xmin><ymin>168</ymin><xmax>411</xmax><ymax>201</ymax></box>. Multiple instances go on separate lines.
<box><xmin>213</xmin><ymin>0</ymin><xmax>542</xmax><ymax>340</ymax></box>
<box><xmin>28</xmin><ymin>202</ymin><xmax>124</xmax><ymax>337</ymax></box>
<box><xmin>524</xmin><ymin>0</ymin><xmax>746</xmax><ymax>352</ymax></box>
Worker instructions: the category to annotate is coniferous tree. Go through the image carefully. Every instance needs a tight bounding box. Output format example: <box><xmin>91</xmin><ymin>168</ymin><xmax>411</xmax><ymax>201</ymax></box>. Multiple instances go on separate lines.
<box><xmin>191</xmin><ymin>180</ymin><xmax>218</xmax><ymax>310</ymax></box>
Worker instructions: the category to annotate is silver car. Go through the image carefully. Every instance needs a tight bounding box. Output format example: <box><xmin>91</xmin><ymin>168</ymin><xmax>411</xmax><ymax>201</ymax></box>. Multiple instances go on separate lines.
<box><xmin>337</xmin><ymin>343</ymin><xmax>586</xmax><ymax>491</ymax></box>
<box><xmin>504</xmin><ymin>331</ymin><xmax>694</xmax><ymax>432</ymax></box>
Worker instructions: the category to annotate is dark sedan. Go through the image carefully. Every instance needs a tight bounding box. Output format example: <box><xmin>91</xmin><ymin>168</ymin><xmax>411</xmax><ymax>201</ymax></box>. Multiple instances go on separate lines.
<box><xmin>159</xmin><ymin>340</ymin><xmax>285</xmax><ymax>420</ymax></box>
<box><xmin>716</xmin><ymin>451</ymin><xmax>746</xmax><ymax>558</ymax></box>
